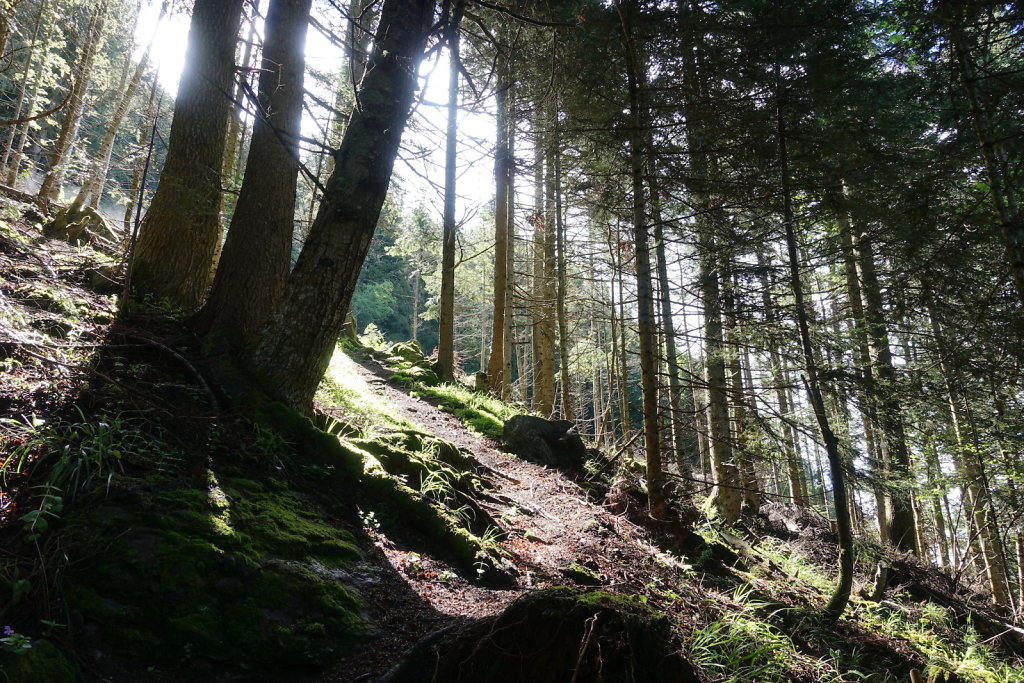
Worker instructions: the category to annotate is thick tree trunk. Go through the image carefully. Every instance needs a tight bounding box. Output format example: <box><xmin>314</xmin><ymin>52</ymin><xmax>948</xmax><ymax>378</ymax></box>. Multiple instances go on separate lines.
<box><xmin>130</xmin><ymin>0</ymin><xmax>243</xmax><ymax>310</ymax></box>
<box><xmin>196</xmin><ymin>0</ymin><xmax>311</xmax><ymax>348</ymax></box>
<box><xmin>529</xmin><ymin>102</ymin><xmax>556</xmax><ymax>415</ymax></box>
<box><xmin>249</xmin><ymin>0</ymin><xmax>436</xmax><ymax>413</ymax></box>
<box><xmin>436</xmin><ymin>0</ymin><xmax>463</xmax><ymax>382</ymax></box>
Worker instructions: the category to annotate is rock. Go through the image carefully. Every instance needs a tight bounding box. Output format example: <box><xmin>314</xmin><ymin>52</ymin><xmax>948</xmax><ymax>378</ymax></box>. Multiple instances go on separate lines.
<box><xmin>388</xmin><ymin>340</ymin><xmax>426</xmax><ymax>364</ymax></box>
<box><xmin>43</xmin><ymin>204</ymin><xmax>115</xmax><ymax>245</ymax></box>
<box><xmin>380</xmin><ymin>587</ymin><xmax>699</xmax><ymax>683</ymax></box>
<box><xmin>502</xmin><ymin>415</ymin><xmax>586</xmax><ymax>471</ymax></box>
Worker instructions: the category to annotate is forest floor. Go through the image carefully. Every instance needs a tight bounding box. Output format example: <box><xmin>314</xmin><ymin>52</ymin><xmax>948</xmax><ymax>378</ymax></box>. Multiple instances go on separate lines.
<box><xmin>322</xmin><ymin>355</ymin><xmax>690</xmax><ymax>680</ymax></box>
<box><xmin>2</xmin><ymin>193</ymin><xmax>1023</xmax><ymax>682</ymax></box>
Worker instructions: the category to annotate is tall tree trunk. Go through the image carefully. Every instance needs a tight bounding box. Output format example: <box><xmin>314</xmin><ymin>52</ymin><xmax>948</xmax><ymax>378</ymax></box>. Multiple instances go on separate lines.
<box><xmin>776</xmin><ymin>63</ymin><xmax>853</xmax><ymax>621</ymax></box>
<box><xmin>248</xmin><ymin>0</ymin><xmax>436</xmax><ymax>412</ymax></box>
<box><xmin>650</xmin><ymin>161</ymin><xmax>688</xmax><ymax>477</ymax></box>
<box><xmin>852</xmin><ymin>224</ymin><xmax>917</xmax><ymax>554</ymax></box>
<box><xmin>196</xmin><ymin>0</ymin><xmax>311</xmax><ymax>347</ymax></box>
<box><xmin>37</xmin><ymin>2</ymin><xmax>108</xmax><ymax>203</ymax></box>
<box><xmin>436</xmin><ymin>0</ymin><xmax>463</xmax><ymax>382</ymax></box>
<box><xmin>553</xmin><ymin>106</ymin><xmax>573</xmax><ymax>421</ymax></box>
<box><xmin>486</xmin><ymin>48</ymin><xmax>512</xmax><ymax>395</ymax></box>
<box><xmin>1</xmin><ymin>0</ymin><xmax>47</xmax><ymax>176</ymax></box>
<box><xmin>928</xmin><ymin>302</ymin><xmax>1011</xmax><ymax>605</ymax></box>
<box><xmin>834</xmin><ymin>197</ymin><xmax>891</xmax><ymax>543</ymax></box>
<box><xmin>130</xmin><ymin>0</ymin><xmax>243</xmax><ymax>310</ymax></box>
<box><xmin>939</xmin><ymin>5</ymin><xmax>1024</xmax><ymax>307</ymax></box>
<box><xmin>530</xmin><ymin>100</ymin><xmax>556</xmax><ymax>415</ymax></box>
<box><xmin>74</xmin><ymin>4</ymin><xmax>160</xmax><ymax>212</ymax></box>
<box><xmin>618</xmin><ymin>0</ymin><xmax>664</xmax><ymax>516</ymax></box>
<box><xmin>755</xmin><ymin>249</ymin><xmax>808</xmax><ymax>505</ymax></box>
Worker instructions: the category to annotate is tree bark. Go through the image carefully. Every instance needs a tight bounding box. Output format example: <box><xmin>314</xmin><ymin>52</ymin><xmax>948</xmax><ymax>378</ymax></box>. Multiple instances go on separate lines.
<box><xmin>486</xmin><ymin>48</ymin><xmax>512</xmax><ymax>395</ymax></box>
<box><xmin>776</xmin><ymin>63</ymin><xmax>853</xmax><ymax>621</ymax></box>
<box><xmin>249</xmin><ymin>0</ymin><xmax>436</xmax><ymax>412</ymax></box>
<box><xmin>940</xmin><ymin>5</ymin><xmax>1024</xmax><ymax>307</ymax></box>
<box><xmin>196</xmin><ymin>0</ymin><xmax>311</xmax><ymax>348</ymax></box>
<box><xmin>618</xmin><ymin>0</ymin><xmax>664</xmax><ymax>516</ymax></box>
<box><xmin>130</xmin><ymin>0</ymin><xmax>243</xmax><ymax>310</ymax></box>
<box><xmin>74</xmin><ymin>4</ymin><xmax>158</xmax><ymax>212</ymax></box>
<box><xmin>437</xmin><ymin>0</ymin><xmax>464</xmax><ymax>382</ymax></box>
<box><xmin>37</xmin><ymin>2</ymin><xmax>108</xmax><ymax>203</ymax></box>
<box><xmin>853</xmin><ymin>224</ymin><xmax>917</xmax><ymax>554</ymax></box>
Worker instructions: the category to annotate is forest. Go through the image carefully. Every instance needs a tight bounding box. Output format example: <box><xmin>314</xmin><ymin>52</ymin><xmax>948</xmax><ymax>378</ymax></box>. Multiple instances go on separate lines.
<box><xmin>0</xmin><ymin>0</ymin><xmax>1023</xmax><ymax>680</ymax></box>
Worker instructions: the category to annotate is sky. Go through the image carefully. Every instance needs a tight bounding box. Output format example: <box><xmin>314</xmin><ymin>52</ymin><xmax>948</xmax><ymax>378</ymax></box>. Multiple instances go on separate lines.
<box><xmin>134</xmin><ymin>0</ymin><xmax>496</xmax><ymax>223</ymax></box>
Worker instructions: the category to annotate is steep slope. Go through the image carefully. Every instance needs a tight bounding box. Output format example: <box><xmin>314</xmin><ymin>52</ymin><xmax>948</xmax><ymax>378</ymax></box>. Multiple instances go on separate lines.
<box><xmin>1</xmin><ymin>197</ymin><xmax>1022</xmax><ymax>682</ymax></box>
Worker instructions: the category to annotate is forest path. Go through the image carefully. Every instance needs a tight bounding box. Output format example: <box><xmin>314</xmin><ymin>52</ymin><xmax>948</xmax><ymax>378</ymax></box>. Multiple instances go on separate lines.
<box><xmin>322</xmin><ymin>355</ymin><xmax>686</xmax><ymax>681</ymax></box>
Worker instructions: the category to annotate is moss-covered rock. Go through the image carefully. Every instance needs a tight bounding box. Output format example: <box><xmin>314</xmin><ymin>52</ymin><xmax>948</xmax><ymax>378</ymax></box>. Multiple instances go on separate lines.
<box><xmin>385</xmin><ymin>341</ymin><xmax>441</xmax><ymax>386</ymax></box>
<box><xmin>380</xmin><ymin>587</ymin><xmax>698</xmax><ymax>683</ymax></box>
<box><xmin>0</xmin><ymin>639</ymin><xmax>77</xmax><ymax>682</ymax></box>
<box><xmin>560</xmin><ymin>561</ymin><xmax>603</xmax><ymax>586</ymax></box>
<box><xmin>62</xmin><ymin>474</ymin><xmax>367</xmax><ymax>675</ymax></box>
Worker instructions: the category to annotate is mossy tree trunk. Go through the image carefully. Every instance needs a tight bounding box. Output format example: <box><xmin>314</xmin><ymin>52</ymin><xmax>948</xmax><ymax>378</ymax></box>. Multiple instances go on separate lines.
<box><xmin>130</xmin><ymin>0</ymin><xmax>243</xmax><ymax>311</ymax></box>
<box><xmin>196</xmin><ymin>0</ymin><xmax>311</xmax><ymax>348</ymax></box>
<box><xmin>249</xmin><ymin>0</ymin><xmax>437</xmax><ymax>413</ymax></box>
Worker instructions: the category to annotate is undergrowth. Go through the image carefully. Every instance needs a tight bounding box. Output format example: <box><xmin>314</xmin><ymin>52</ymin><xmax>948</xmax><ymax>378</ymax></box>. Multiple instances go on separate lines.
<box><xmin>409</xmin><ymin>382</ymin><xmax>518</xmax><ymax>439</ymax></box>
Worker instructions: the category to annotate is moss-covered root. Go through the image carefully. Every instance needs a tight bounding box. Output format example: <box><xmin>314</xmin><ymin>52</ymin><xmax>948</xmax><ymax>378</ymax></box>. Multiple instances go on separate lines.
<box><xmin>380</xmin><ymin>588</ymin><xmax>698</xmax><ymax>683</ymax></box>
<box><xmin>360</xmin><ymin>460</ymin><xmax>516</xmax><ymax>588</ymax></box>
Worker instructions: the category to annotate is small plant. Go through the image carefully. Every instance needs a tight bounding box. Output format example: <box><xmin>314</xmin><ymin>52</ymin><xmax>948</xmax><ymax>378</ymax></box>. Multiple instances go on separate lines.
<box><xmin>21</xmin><ymin>485</ymin><xmax>63</xmax><ymax>543</ymax></box>
<box><xmin>404</xmin><ymin>552</ymin><xmax>423</xmax><ymax>573</ymax></box>
<box><xmin>359</xmin><ymin>323</ymin><xmax>388</xmax><ymax>351</ymax></box>
<box><xmin>1</xmin><ymin>626</ymin><xmax>32</xmax><ymax>655</ymax></box>
<box><xmin>359</xmin><ymin>509</ymin><xmax>381</xmax><ymax>533</ymax></box>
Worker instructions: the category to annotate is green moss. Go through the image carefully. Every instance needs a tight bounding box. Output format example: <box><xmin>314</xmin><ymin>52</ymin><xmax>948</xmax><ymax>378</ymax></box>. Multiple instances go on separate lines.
<box><xmin>63</xmin><ymin>473</ymin><xmax>367</xmax><ymax>674</ymax></box>
<box><xmin>0</xmin><ymin>639</ymin><xmax>77</xmax><ymax>682</ymax></box>
<box><xmin>409</xmin><ymin>383</ymin><xmax>517</xmax><ymax>439</ymax></box>
<box><xmin>560</xmin><ymin>562</ymin><xmax>603</xmax><ymax>586</ymax></box>
<box><xmin>382</xmin><ymin>588</ymin><xmax>694</xmax><ymax>683</ymax></box>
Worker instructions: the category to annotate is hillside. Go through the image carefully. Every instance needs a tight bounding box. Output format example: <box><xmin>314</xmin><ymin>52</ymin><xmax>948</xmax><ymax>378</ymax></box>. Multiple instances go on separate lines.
<box><xmin>2</xmin><ymin>198</ymin><xmax>1023</xmax><ymax>682</ymax></box>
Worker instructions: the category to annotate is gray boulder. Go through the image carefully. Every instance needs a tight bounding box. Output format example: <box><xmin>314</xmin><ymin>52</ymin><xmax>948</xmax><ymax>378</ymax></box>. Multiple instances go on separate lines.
<box><xmin>502</xmin><ymin>415</ymin><xmax>586</xmax><ymax>471</ymax></box>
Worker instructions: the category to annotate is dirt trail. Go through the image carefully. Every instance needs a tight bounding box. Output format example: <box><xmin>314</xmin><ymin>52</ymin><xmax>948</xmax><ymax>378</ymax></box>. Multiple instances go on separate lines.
<box><xmin>322</xmin><ymin>358</ymin><xmax>686</xmax><ymax>681</ymax></box>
